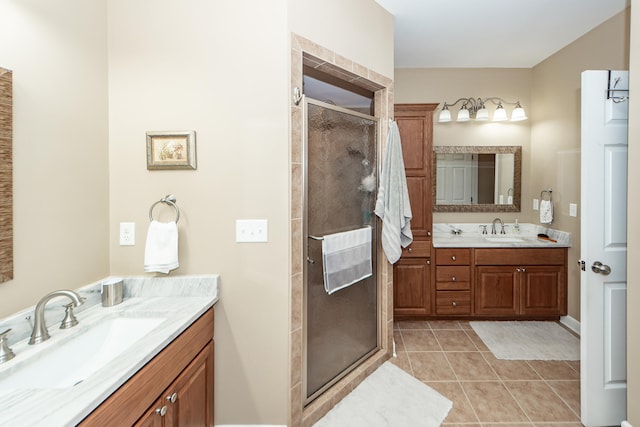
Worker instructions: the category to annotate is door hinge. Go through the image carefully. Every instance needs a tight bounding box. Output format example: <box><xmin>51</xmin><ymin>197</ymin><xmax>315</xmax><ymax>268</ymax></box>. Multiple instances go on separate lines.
<box><xmin>578</xmin><ymin>260</ymin><xmax>586</xmax><ymax>271</ymax></box>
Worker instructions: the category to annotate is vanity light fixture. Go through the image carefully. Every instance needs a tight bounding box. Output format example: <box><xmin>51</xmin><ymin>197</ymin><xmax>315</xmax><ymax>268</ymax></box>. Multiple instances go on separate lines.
<box><xmin>437</xmin><ymin>97</ymin><xmax>527</xmax><ymax>123</ymax></box>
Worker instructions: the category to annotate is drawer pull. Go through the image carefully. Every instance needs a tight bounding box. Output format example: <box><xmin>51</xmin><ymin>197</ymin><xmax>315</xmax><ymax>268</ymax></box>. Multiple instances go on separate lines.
<box><xmin>166</xmin><ymin>392</ymin><xmax>178</xmax><ymax>403</ymax></box>
<box><xmin>451</xmin><ymin>276</ymin><xmax>456</xmax><ymax>281</ymax></box>
<box><xmin>155</xmin><ymin>406</ymin><xmax>168</xmax><ymax>417</ymax></box>
<box><xmin>451</xmin><ymin>255</ymin><xmax>456</xmax><ymax>261</ymax></box>
<box><xmin>408</xmin><ymin>247</ymin><xmax>413</xmax><ymax>253</ymax></box>
<box><xmin>452</xmin><ymin>301</ymin><xmax>457</xmax><ymax>307</ymax></box>
<box><xmin>427</xmin><ymin>259</ymin><xmax>431</xmax><ymax>265</ymax></box>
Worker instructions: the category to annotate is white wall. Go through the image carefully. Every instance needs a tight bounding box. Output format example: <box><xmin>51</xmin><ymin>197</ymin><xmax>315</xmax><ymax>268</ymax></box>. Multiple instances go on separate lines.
<box><xmin>0</xmin><ymin>0</ymin><xmax>110</xmax><ymax>317</ymax></box>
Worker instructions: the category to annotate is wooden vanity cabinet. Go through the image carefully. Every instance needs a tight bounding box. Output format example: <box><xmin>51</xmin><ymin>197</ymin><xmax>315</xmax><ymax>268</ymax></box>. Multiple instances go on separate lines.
<box><xmin>393</xmin><ymin>103</ymin><xmax>438</xmax><ymax>319</ymax></box>
<box><xmin>134</xmin><ymin>342</ymin><xmax>213</xmax><ymax>427</ymax></box>
<box><xmin>435</xmin><ymin>248</ymin><xmax>472</xmax><ymax>316</ymax></box>
<box><xmin>394</xmin><ymin>241</ymin><xmax>432</xmax><ymax>317</ymax></box>
<box><xmin>475</xmin><ymin>248</ymin><xmax>567</xmax><ymax>317</ymax></box>
<box><xmin>80</xmin><ymin>308</ymin><xmax>214</xmax><ymax>427</ymax></box>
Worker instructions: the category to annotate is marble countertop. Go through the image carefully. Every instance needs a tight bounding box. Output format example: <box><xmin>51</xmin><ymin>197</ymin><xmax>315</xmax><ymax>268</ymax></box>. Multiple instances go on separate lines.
<box><xmin>0</xmin><ymin>275</ymin><xmax>219</xmax><ymax>427</ymax></box>
<box><xmin>432</xmin><ymin>223</ymin><xmax>572</xmax><ymax>248</ymax></box>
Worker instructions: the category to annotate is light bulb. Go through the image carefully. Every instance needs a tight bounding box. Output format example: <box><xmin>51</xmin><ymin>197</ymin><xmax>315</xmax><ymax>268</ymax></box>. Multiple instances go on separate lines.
<box><xmin>438</xmin><ymin>107</ymin><xmax>452</xmax><ymax>123</ymax></box>
<box><xmin>456</xmin><ymin>107</ymin><xmax>470</xmax><ymax>122</ymax></box>
<box><xmin>511</xmin><ymin>103</ymin><xmax>527</xmax><ymax>121</ymax></box>
<box><xmin>492</xmin><ymin>104</ymin><xmax>508</xmax><ymax>121</ymax></box>
<box><xmin>475</xmin><ymin>108</ymin><xmax>489</xmax><ymax>121</ymax></box>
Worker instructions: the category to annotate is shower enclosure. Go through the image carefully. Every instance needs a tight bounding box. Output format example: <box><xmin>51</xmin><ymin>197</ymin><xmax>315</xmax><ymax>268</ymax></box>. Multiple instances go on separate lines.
<box><xmin>303</xmin><ymin>97</ymin><xmax>379</xmax><ymax>404</ymax></box>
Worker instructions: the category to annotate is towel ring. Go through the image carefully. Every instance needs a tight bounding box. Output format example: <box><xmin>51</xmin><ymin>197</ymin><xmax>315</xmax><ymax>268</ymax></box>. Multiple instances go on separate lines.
<box><xmin>149</xmin><ymin>195</ymin><xmax>180</xmax><ymax>223</ymax></box>
<box><xmin>540</xmin><ymin>189</ymin><xmax>552</xmax><ymax>201</ymax></box>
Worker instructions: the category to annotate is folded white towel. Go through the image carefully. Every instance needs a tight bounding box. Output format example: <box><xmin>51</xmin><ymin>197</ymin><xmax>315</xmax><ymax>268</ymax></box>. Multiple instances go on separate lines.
<box><xmin>321</xmin><ymin>227</ymin><xmax>372</xmax><ymax>295</ymax></box>
<box><xmin>144</xmin><ymin>220</ymin><xmax>179</xmax><ymax>274</ymax></box>
<box><xmin>374</xmin><ymin>121</ymin><xmax>413</xmax><ymax>264</ymax></box>
<box><xmin>540</xmin><ymin>199</ymin><xmax>553</xmax><ymax>224</ymax></box>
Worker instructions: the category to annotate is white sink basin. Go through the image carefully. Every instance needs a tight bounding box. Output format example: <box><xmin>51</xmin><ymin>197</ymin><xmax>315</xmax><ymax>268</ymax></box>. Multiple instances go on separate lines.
<box><xmin>484</xmin><ymin>236</ymin><xmax>527</xmax><ymax>243</ymax></box>
<box><xmin>0</xmin><ymin>316</ymin><xmax>165</xmax><ymax>389</ymax></box>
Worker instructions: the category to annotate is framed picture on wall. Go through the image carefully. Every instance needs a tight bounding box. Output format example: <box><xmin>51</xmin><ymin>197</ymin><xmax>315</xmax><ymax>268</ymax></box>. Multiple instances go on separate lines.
<box><xmin>146</xmin><ymin>130</ymin><xmax>197</xmax><ymax>170</ymax></box>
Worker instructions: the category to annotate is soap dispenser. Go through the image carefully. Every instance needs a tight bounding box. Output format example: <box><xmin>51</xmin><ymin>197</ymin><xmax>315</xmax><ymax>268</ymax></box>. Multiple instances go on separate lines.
<box><xmin>514</xmin><ymin>219</ymin><xmax>520</xmax><ymax>234</ymax></box>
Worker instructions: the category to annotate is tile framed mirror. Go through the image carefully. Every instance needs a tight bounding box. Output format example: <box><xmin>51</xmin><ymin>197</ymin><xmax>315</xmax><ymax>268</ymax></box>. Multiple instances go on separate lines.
<box><xmin>433</xmin><ymin>145</ymin><xmax>521</xmax><ymax>213</ymax></box>
<box><xmin>0</xmin><ymin>67</ymin><xmax>12</xmax><ymax>283</ymax></box>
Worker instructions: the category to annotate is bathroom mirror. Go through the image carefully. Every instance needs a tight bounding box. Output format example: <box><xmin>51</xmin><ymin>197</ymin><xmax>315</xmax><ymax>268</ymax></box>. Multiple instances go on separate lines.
<box><xmin>433</xmin><ymin>145</ymin><xmax>521</xmax><ymax>212</ymax></box>
<box><xmin>0</xmin><ymin>67</ymin><xmax>12</xmax><ymax>283</ymax></box>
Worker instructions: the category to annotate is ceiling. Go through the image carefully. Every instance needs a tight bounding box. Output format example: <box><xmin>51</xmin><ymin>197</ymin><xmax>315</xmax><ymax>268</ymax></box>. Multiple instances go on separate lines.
<box><xmin>374</xmin><ymin>0</ymin><xmax>629</xmax><ymax>68</ymax></box>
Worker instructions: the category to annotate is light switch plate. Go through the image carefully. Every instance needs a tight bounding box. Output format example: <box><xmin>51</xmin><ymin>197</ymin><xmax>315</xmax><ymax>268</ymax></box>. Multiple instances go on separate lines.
<box><xmin>236</xmin><ymin>219</ymin><xmax>268</xmax><ymax>243</ymax></box>
<box><xmin>119</xmin><ymin>222</ymin><xmax>135</xmax><ymax>246</ymax></box>
<box><xmin>569</xmin><ymin>203</ymin><xmax>578</xmax><ymax>217</ymax></box>
<box><xmin>533</xmin><ymin>198</ymin><xmax>539</xmax><ymax>211</ymax></box>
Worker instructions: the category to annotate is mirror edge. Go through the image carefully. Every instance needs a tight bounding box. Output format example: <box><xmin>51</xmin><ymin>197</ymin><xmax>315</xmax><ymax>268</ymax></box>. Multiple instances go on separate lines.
<box><xmin>432</xmin><ymin>145</ymin><xmax>522</xmax><ymax>213</ymax></box>
<box><xmin>0</xmin><ymin>66</ymin><xmax>13</xmax><ymax>283</ymax></box>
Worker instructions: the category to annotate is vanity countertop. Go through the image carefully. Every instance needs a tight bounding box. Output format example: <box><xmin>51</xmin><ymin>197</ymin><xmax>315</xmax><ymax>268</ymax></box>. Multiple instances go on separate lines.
<box><xmin>0</xmin><ymin>275</ymin><xmax>219</xmax><ymax>427</ymax></box>
<box><xmin>432</xmin><ymin>223</ymin><xmax>572</xmax><ymax>248</ymax></box>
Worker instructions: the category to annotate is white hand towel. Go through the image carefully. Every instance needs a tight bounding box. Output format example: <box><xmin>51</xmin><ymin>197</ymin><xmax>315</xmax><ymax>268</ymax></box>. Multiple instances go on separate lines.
<box><xmin>540</xmin><ymin>199</ymin><xmax>553</xmax><ymax>224</ymax></box>
<box><xmin>144</xmin><ymin>220</ymin><xmax>179</xmax><ymax>274</ymax></box>
<box><xmin>321</xmin><ymin>227</ymin><xmax>372</xmax><ymax>295</ymax></box>
<box><xmin>374</xmin><ymin>121</ymin><xmax>413</xmax><ymax>264</ymax></box>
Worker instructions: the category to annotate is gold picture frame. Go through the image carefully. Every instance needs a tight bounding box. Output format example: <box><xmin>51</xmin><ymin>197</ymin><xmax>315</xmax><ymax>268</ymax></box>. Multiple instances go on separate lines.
<box><xmin>146</xmin><ymin>130</ymin><xmax>196</xmax><ymax>170</ymax></box>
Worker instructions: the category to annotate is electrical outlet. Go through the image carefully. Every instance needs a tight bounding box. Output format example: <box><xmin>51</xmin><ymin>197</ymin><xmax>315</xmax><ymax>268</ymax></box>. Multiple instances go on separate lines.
<box><xmin>120</xmin><ymin>222</ymin><xmax>135</xmax><ymax>246</ymax></box>
<box><xmin>533</xmin><ymin>198</ymin><xmax>539</xmax><ymax>211</ymax></box>
<box><xmin>236</xmin><ymin>219</ymin><xmax>268</xmax><ymax>243</ymax></box>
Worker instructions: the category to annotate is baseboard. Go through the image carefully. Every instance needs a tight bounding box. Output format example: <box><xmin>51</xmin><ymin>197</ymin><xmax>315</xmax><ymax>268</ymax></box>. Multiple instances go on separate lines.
<box><xmin>560</xmin><ymin>315</ymin><xmax>580</xmax><ymax>336</ymax></box>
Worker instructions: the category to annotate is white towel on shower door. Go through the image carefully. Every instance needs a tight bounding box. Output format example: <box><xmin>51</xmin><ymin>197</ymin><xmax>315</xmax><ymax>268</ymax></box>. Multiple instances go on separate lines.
<box><xmin>321</xmin><ymin>227</ymin><xmax>372</xmax><ymax>295</ymax></box>
<box><xmin>374</xmin><ymin>120</ymin><xmax>413</xmax><ymax>264</ymax></box>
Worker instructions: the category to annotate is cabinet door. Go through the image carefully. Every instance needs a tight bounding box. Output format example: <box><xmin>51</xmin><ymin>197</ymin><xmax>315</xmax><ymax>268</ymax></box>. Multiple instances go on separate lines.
<box><xmin>520</xmin><ymin>266</ymin><xmax>567</xmax><ymax>316</ymax></box>
<box><xmin>475</xmin><ymin>266</ymin><xmax>518</xmax><ymax>316</ymax></box>
<box><xmin>394</xmin><ymin>104</ymin><xmax>437</xmax><ymax>240</ymax></box>
<box><xmin>393</xmin><ymin>258</ymin><xmax>432</xmax><ymax>317</ymax></box>
<box><xmin>166</xmin><ymin>341</ymin><xmax>214</xmax><ymax>427</ymax></box>
<box><xmin>134</xmin><ymin>398</ymin><xmax>169</xmax><ymax>427</ymax></box>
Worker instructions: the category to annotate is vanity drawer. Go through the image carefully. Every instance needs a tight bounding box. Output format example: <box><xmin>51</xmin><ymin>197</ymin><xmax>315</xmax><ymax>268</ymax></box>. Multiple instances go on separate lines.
<box><xmin>436</xmin><ymin>291</ymin><xmax>471</xmax><ymax>315</ymax></box>
<box><xmin>436</xmin><ymin>266</ymin><xmax>470</xmax><ymax>283</ymax></box>
<box><xmin>475</xmin><ymin>248</ymin><xmax>566</xmax><ymax>265</ymax></box>
<box><xmin>401</xmin><ymin>240</ymin><xmax>431</xmax><ymax>258</ymax></box>
<box><xmin>436</xmin><ymin>248</ymin><xmax>471</xmax><ymax>265</ymax></box>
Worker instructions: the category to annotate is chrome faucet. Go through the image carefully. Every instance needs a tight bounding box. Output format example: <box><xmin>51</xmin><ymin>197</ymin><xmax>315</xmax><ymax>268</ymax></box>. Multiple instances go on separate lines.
<box><xmin>491</xmin><ymin>218</ymin><xmax>505</xmax><ymax>234</ymax></box>
<box><xmin>29</xmin><ymin>290</ymin><xmax>85</xmax><ymax>345</ymax></box>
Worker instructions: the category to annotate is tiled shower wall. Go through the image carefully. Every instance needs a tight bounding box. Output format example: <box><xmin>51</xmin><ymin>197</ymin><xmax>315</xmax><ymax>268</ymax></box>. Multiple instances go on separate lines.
<box><xmin>289</xmin><ymin>34</ymin><xmax>395</xmax><ymax>427</ymax></box>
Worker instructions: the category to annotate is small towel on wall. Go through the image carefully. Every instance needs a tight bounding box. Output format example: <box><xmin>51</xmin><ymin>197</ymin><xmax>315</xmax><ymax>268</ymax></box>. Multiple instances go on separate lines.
<box><xmin>374</xmin><ymin>120</ymin><xmax>412</xmax><ymax>264</ymax></box>
<box><xmin>322</xmin><ymin>227</ymin><xmax>372</xmax><ymax>295</ymax></box>
<box><xmin>540</xmin><ymin>199</ymin><xmax>553</xmax><ymax>224</ymax></box>
<box><xmin>144</xmin><ymin>220</ymin><xmax>179</xmax><ymax>274</ymax></box>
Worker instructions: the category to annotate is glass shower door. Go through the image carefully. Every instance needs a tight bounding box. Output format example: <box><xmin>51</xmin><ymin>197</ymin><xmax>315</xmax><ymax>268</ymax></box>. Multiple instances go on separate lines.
<box><xmin>303</xmin><ymin>98</ymin><xmax>379</xmax><ymax>403</ymax></box>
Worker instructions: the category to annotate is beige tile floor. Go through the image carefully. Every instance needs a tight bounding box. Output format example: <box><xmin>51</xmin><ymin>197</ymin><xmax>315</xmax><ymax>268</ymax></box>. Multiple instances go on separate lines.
<box><xmin>392</xmin><ymin>320</ymin><xmax>583</xmax><ymax>427</ymax></box>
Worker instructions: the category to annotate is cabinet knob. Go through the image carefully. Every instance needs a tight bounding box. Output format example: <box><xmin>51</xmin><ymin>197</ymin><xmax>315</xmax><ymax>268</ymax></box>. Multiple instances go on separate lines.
<box><xmin>426</xmin><ymin>259</ymin><xmax>431</xmax><ymax>265</ymax></box>
<box><xmin>451</xmin><ymin>255</ymin><xmax>456</xmax><ymax>261</ymax></box>
<box><xmin>427</xmin><ymin>231</ymin><xmax>431</xmax><ymax>237</ymax></box>
<box><xmin>451</xmin><ymin>276</ymin><xmax>456</xmax><ymax>281</ymax></box>
<box><xmin>166</xmin><ymin>392</ymin><xmax>178</xmax><ymax>404</ymax></box>
<box><xmin>408</xmin><ymin>247</ymin><xmax>413</xmax><ymax>253</ymax></box>
<box><xmin>155</xmin><ymin>405</ymin><xmax>168</xmax><ymax>417</ymax></box>
<box><xmin>452</xmin><ymin>301</ymin><xmax>457</xmax><ymax>307</ymax></box>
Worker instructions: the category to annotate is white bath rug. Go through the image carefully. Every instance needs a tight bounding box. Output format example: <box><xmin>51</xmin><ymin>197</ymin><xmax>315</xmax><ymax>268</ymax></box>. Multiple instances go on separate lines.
<box><xmin>313</xmin><ymin>361</ymin><xmax>452</xmax><ymax>427</ymax></box>
<box><xmin>470</xmin><ymin>321</ymin><xmax>580</xmax><ymax>360</ymax></box>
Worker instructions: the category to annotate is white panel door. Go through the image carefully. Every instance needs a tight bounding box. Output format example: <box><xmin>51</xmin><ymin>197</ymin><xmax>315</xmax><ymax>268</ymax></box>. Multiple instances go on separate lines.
<box><xmin>437</xmin><ymin>153</ymin><xmax>476</xmax><ymax>204</ymax></box>
<box><xmin>580</xmin><ymin>70</ymin><xmax>628</xmax><ymax>426</ymax></box>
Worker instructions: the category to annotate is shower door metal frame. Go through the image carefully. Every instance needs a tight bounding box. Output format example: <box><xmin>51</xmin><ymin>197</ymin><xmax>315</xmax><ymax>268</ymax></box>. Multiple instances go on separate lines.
<box><xmin>302</xmin><ymin>96</ymin><xmax>382</xmax><ymax>405</ymax></box>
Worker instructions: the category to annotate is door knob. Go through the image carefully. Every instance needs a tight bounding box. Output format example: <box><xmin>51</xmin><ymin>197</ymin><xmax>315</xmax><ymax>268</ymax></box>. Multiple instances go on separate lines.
<box><xmin>591</xmin><ymin>261</ymin><xmax>611</xmax><ymax>275</ymax></box>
